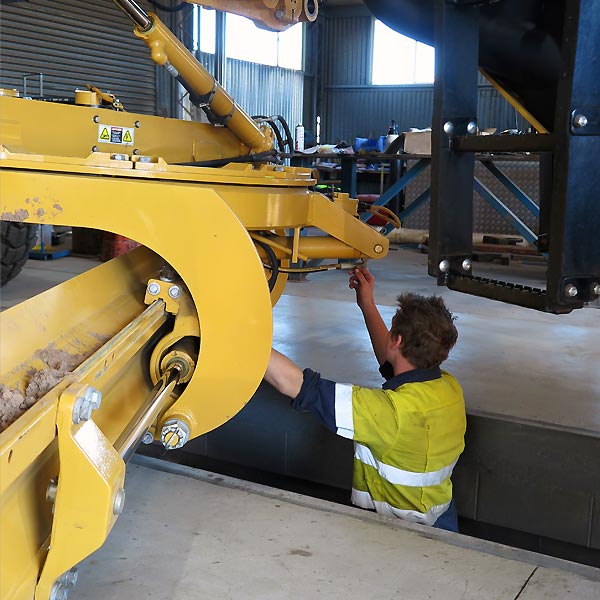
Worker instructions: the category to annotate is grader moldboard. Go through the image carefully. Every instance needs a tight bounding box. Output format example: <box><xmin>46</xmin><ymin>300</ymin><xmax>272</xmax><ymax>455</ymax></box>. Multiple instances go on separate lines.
<box><xmin>0</xmin><ymin>1</ymin><xmax>389</xmax><ymax>598</ymax></box>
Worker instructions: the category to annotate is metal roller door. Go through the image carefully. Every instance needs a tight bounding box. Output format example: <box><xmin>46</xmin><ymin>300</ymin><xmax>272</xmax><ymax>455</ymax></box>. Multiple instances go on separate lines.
<box><xmin>0</xmin><ymin>0</ymin><xmax>156</xmax><ymax>114</ymax></box>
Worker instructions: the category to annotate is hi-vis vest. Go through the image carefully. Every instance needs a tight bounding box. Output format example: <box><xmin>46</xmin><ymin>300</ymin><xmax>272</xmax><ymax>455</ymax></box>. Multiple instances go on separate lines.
<box><xmin>334</xmin><ymin>371</ymin><xmax>465</xmax><ymax>525</ymax></box>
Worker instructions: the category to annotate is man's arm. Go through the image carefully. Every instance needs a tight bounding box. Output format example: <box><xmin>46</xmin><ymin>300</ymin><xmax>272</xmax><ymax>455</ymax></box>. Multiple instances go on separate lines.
<box><xmin>349</xmin><ymin>267</ymin><xmax>389</xmax><ymax>366</ymax></box>
<box><xmin>264</xmin><ymin>348</ymin><xmax>304</xmax><ymax>398</ymax></box>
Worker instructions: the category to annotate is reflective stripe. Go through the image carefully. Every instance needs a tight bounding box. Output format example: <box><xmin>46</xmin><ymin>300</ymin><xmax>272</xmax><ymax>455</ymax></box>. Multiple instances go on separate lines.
<box><xmin>334</xmin><ymin>383</ymin><xmax>354</xmax><ymax>439</ymax></box>
<box><xmin>355</xmin><ymin>443</ymin><xmax>457</xmax><ymax>487</ymax></box>
<box><xmin>351</xmin><ymin>488</ymin><xmax>451</xmax><ymax>526</ymax></box>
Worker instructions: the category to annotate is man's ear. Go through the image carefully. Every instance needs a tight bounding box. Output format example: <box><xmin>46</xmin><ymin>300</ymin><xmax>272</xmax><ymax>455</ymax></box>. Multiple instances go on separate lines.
<box><xmin>391</xmin><ymin>334</ymin><xmax>403</xmax><ymax>350</ymax></box>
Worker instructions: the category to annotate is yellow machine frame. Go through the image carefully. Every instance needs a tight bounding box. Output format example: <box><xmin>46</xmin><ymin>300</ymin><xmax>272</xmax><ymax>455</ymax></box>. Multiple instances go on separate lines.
<box><xmin>0</xmin><ymin>3</ymin><xmax>390</xmax><ymax>598</ymax></box>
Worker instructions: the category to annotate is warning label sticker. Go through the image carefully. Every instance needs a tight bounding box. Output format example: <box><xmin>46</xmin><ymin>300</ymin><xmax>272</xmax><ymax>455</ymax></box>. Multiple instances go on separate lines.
<box><xmin>97</xmin><ymin>124</ymin><xmax>135</xmax><ymax>145</ymax></box>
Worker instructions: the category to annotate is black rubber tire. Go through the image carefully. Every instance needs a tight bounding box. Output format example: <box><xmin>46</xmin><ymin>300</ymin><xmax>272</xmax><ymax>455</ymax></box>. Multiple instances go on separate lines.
<box><xmin>1</xmin><ymin>222</ymin><xmax>37</xmax><ymax>286</ymax></box>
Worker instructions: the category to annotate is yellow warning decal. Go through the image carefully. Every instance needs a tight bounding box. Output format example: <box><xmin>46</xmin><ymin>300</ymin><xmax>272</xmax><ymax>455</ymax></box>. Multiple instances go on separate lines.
<box><xmin>97</xmin><ymin>124</ymin><xmax>135</xmax><ymax>145</ymax></box>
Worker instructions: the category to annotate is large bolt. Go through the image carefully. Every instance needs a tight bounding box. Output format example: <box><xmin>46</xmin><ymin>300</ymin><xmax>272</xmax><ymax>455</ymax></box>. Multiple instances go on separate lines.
<box><xmin>113</xmin><ymin>488</ymin><xmax>126</xmax><ymax>515</ymax></box>
<box><xmin>168</xmin><ymin>285</ymin><xmax>181</xmax><ymax>299</ymax></box>
<box><xmin>573</xmin><ymin>114</ymin><xmax>588</xmax><ymax>128</ymax></box>
<box><xmin>72</xmin><ymin>387</ymin><xmax>102</xmax><ymax>424</ymax></box>
<box><xmin>374</xmin><ymin>244</ymin><xmax>384</xmax><ymax>254</ymax></box>
<box><xmin>443</xmin><ymin>121</ymin><xmax>454</xmax><ymax>135</ymax></box>
<box><xmin>564</xmin><ymin>283</ymin><xmax>578</xmax><ymax>298</ymax></box>
<box><xmin>461</xmin><ymin>258</ymin><xmax>472</xmax><ymax>271</ymax></box>
<box><xmin>592</xmin><ymin>283</ymin><xmax>600</xmax><ymax>297</ymax></box>
<box><xmin>466</xmin><ymin>121</ymin><xmax>477</xmax><ymax>135</ymax></box>
<box><xmin>161</xmin><ymin>419</ymin><xmax>190</xmax><ymax>450</ymax></box>
<box><xmin>438</xmin><ymin>259</ymin><xmax>450</xmax><ymax>274</ymax></box>
<box><xmin>147</xmin><ymin>282</ymin><xmax>161</xmax><ymax>296</ymax></box>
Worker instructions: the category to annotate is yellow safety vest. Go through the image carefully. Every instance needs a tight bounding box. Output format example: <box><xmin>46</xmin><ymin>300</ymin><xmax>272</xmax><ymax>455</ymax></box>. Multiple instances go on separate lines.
<box><xmin>334</xmin><ymin>371</ymin><xmax>465</xmax><ymax>525</ymax></box>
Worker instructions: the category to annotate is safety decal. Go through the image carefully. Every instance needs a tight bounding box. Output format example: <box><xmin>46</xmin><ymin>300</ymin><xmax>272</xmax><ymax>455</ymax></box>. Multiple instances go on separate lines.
<box><xmin>97</xmin><ymin>124</ymin><xmax>135</xmax><ymax>145</ymax></box>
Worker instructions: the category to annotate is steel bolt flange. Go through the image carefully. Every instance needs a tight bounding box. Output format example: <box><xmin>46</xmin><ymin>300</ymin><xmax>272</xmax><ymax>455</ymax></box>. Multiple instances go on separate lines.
<box><xmin>443</xmin><ymin>121</ymin><xmax>454</xmax><ymax>135</ymax></box>
<box><xmin>564</xmin><ymin>283</ymin><xmax>578</xmax><ymax>298</ymax></box>
<box><xmin>573</xmin><ymin>114</ymin><xmax>588</xmax><ymax>128</ymax></box>
<box><xmin>147</xmin><ymin>281</ymin><xmax>161</xmax><ymax>296</ymax></box>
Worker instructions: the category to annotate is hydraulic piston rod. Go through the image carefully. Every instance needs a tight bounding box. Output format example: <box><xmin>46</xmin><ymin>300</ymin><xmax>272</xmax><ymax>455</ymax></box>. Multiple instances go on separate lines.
<box><xmin>112</xmin><ymin>0</ymin><xmax>151</xmax><ymax>30</ymax></box>
<box><xmin>115</xmin><ymin>364</ymin><xmax>182</xmax><ymax>463</ymax></box>
<box><xmin>112</xmin><ymin>0</ymin><xmax>274</xmax><ymax>154</ymax></box>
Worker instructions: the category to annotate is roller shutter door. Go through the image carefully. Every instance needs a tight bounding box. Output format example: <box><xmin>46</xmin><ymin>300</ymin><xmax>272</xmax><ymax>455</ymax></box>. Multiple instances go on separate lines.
<box><xmin>0</xmin><ymin>0</ymin><xmax>156</xmax><ymax>114</ymax></box>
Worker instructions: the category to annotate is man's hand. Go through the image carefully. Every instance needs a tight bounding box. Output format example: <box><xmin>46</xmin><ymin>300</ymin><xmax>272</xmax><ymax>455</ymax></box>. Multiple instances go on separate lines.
<box><xmin>349</xmin><ymin>266</ymin><xmax>376</xmax><ymax>310</ymax></box>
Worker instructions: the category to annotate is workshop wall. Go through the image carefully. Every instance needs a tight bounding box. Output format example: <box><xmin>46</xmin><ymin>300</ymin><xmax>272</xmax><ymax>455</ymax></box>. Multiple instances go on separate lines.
<box><xmin>0</xmin><ymin>0</ymin><xmax>157</xmax><ymax>115</ymax></box>
<box><xmin>319</xmin><ymin>14</ymin><xmax>529</xmax><ymax>144</ymax></box>
<box><xmin>195</xmin><ymin>52</ymin><xmax>303</xmax><ymax>137</ymax></box>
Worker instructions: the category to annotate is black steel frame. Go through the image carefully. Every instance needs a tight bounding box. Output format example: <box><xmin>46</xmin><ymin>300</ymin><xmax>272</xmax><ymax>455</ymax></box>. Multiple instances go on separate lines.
<box><xmin>429</xmin><ymin>0</ymin><xmax>600</xmax><ymax>313</ymax></box>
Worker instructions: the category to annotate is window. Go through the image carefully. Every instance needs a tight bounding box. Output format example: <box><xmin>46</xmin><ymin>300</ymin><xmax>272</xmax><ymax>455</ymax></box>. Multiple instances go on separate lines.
<box><xmin>226</xmin><ymin>14</ymin><xmax>303</xmax><ymax>70</ymax></box>
<box><xmin>193</xmin><ymin>7</ymin><xmax>303</xmax><ymax>70</ymax></box>
<box><xmin>196</xmin><ymin>6</ymin><xmax>216</xmax><ymax>54</ymax></box>
<box><xmin>371</xmin><ymin>20</ymin><xmax>434</xmax><ymax>85</ymax></box>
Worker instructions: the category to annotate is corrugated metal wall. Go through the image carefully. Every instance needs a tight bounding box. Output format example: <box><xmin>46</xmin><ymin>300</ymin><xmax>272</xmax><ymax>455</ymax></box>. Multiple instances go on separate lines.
<box><xmin>194</xmin><ymin>51</ymin><xmax>304</xmax><ymax>136</ymax></box>
<box><xmin>0</xmin><ymin>0</ymin><xmax>156</xmax><ymax>114</ymax></box>
<box><xmin>319</xmin><ymin>15</ymin><xmax>528</xmax><ymax>143</ymax></box>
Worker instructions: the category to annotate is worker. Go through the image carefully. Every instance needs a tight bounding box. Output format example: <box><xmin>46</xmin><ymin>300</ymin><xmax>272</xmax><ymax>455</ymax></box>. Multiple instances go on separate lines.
<box><xmin>264</xmin><ymin>266</ymin><xmax>466</xmax><ymax>532</ymax></box>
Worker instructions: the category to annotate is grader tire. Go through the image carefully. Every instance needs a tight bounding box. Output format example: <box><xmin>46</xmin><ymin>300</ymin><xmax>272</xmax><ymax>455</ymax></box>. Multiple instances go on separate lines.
<box><xmin>0</xmin><ymin>222</ymin><xmax>37</xmax><ymax>286</ymax></box>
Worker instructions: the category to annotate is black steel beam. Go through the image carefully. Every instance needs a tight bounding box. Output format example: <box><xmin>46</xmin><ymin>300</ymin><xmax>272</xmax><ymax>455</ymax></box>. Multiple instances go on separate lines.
<box><xmin>451</xmin><ymin>133</ymin><xmax>556</xmax><ymax>153</ymax></box>
<box><xmin>429</xmin><ymin>0</ymin><xmax>479</xmax><ymax>283</ymax></box>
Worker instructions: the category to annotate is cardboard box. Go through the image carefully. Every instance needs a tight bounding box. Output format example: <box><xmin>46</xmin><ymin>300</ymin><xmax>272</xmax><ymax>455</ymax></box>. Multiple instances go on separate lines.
<box><xmin>403</xmin><ymin>130</ymin><xmax>431</xmax><ymax>155</ymax></box>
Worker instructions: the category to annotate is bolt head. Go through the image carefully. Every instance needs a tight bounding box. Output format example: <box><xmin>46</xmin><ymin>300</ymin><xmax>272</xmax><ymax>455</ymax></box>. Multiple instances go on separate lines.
<box><xmin>374</xmin><ymin>244</ymin><xmax>384</xmax><ymax>254</ymax></box>
<box><xmin>113</xmin><ymin>488</ymin><xmax>126</xmax><ymax>515</ymax></box>
<box><xmin>134</xmin><ymin>120</ymin><xmax>141</xmax><ymax>128</ymax></box>
<box><xmin>161</xmin><ymin>419</ymin><xmax>190</xmax><ymax>450</ymax></box>
<box><xmin>168</xmin><ymin>285</ymin><xmax>181</xmax><ymax>299</ymax></box>
<box><xmin>147</xmin><ymin>282</ymin><xmax>161</xmax><ymax>296</ymax></box>
<box><xmin>461</xmin><ymin>258</ymin><xmax>472</xmax><ymax>271</ymax></box>
<box><xmin>438</xmin><ymin>259</ymin><xmax>450</xmax><ymax>273</ymax></box>
<box><xmin>93</xmin><ymin>115</ymin><xmax>100</xmax><ymax>123</ymax></box>
<box><xmin>46</xmin><ymin>477</ymin><xmax>58</xmax><ymax>503</ymax></box>
<box><xmin>573</xmin><ymin>114</ymin><xmax>588</xmax><ymax>128</ymax></box>
<box><xmin>591</xmin><ymin>283</ymin><xmax>600</xmax><ymax>297</ymax></box>
<box><xmin>467</xmin><ymin>121</ymin><xmax>477</xmax><ymax>135</ymax></box>
<box><xmin>142</xmin><ymin>430</ymin><xmax>154</xmax><ymax>445</ymax></box>
<box><xmin>565</xmin><ymin>283</ymin><xmax>578</xmax><ymax>298</ymax></box>
<box><xmin>443</xmin><ymin>121</ymin><xmax>454</xmax><ymax>135</ymax></box>
<box><xmin>91</xmin><ymin>146</ymin><xmax>99</xmax><ymax>152</ymax></box>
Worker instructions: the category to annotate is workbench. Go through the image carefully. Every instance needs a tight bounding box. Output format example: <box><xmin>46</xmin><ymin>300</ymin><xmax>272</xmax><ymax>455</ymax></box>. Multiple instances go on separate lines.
<box><xmin>74</xmin><ymin>456</ymin><xmax>600</xmax><ymax>599</ymax></box>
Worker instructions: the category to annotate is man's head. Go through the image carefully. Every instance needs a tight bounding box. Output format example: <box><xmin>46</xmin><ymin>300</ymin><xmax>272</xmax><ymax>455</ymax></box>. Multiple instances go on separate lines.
<box><xmin>389</xmin><ymin>293</ymin><xmax>458</xmax><ymax>369</ymax></box>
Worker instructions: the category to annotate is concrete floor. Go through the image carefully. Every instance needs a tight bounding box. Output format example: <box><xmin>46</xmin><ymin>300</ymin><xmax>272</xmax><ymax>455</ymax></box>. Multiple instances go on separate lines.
<box><xmin>74</xmin><ymin>457</ymin><xmax>600</xmax><ymax>600</ymax></box>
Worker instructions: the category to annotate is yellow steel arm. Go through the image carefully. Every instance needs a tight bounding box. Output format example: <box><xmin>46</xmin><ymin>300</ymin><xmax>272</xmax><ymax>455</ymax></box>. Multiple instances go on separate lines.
<box><xmin>186</xmin><ymin>0</ymin><xmax>320</xmax><ymax>32</ymax></box>
<box><xmin>113</xmin><ymin>1</ymin><xmax>274</xmax><ymax>154</ymax></box>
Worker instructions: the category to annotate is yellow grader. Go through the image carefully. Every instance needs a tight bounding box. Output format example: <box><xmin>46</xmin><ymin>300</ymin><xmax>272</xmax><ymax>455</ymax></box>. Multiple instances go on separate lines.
<box><xmin>0</xmin><ymin>1</ymin><xmax>388</xmax><ymax>598</ymax></box>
